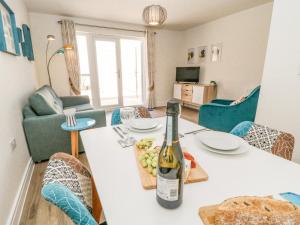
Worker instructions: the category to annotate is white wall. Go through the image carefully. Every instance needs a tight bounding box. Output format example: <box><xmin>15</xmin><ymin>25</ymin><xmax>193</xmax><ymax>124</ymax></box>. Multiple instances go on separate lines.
<box><xmin>29</xmin><ymin>12</ymin><xmax>183</xmax><ymax>106</ymax></box>
<box><xmin>180</xmin><ymin>3</ymin><xmax>273</xmax><ymax>99</ymax></box>
<box><xmin>0</xmin><ymin>0</ymin><xmax>37</xmax><ymax>224</ymax></box>
<box><xmin>29</xmin><ymin>12</ymin><xmax>149</xmax><ymax>96</ymax></box>
<box><xmin>29</xmin><ymin>4</ymin><xmax>273</xmax><ymax>106</ymax></box>
<box><xmin>256</xmin><ymin>0</ymin><xmax>300</xmax><ymax>163</ymax></box>
<box><xmin>155</xmin><ymin>30</ymin><xmax>184</xmax><ymax>106</ymax></box>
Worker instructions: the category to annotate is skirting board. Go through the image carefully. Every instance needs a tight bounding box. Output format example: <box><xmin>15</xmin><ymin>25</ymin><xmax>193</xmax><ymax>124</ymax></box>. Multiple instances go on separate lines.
<box><xmin>7</xmin><ymin>158</ymin><xmax>35</xmax><ymax>225</ymax></box>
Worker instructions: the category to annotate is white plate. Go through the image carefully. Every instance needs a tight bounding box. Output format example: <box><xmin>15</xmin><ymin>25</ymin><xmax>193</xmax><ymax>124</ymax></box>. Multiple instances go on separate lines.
<box><xmin>197</xmin><ymin>131</ymin><xmax>240</xmax><ymax>151</ymax></box>
<box><xmin>128</xmin><ymin>124</ymin><xmax>163</xmax><ymax>133</ymax></box>
<box><xmin>129</xmin><ymin>118</ymin><xmax>158</xmax><ymax>130</ymax></box>
<box><xmin>202</xmin><ymin>141</ymin><xmax>249</xmax><ymax>155</ymax></box>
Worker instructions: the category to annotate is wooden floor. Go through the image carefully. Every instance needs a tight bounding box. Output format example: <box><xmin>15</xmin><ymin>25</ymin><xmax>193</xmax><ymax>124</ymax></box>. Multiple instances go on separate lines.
<box><xmin>19</xmin><ymin>106</ymin><xmax>198</xmax><ymax>225</ymax></box>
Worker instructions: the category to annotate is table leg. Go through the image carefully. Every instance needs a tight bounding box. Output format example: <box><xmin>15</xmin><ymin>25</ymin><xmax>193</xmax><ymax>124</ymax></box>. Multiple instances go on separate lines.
<box><xmin>92</xmin><ymin>176</ymin><xmax>102</xmax><ymax>223</ymax></box>
<box><xmin>71</xmin><ymin>131</ymin><xmax>79</xmax><ymax>158</ymax></box>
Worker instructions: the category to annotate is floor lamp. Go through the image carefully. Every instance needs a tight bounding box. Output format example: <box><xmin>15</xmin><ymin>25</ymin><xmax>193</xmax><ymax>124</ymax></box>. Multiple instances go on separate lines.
<box><xmin>46</xmin><ymin>34</ymin><xmax>73</xmax><ymax>87</ymax></box>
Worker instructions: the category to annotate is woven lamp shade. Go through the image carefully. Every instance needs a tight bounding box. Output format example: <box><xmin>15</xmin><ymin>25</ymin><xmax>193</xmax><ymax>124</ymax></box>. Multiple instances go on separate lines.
<box><xmin>143</xmin><ymin>5</ymin><xmax>167</xmax><ymax>26</ymax></box>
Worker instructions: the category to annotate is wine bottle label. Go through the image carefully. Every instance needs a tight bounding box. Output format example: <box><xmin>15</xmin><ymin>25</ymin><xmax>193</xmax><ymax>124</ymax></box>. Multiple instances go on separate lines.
<box><xmin>166</xmin><ymin>116</ymin><xmax>172</xmax><ymax>146</ymax></box>
<box><xmin>157</xmin><ymin>174</ymin><xmax>179</xmax><ymax>201</ymax></box>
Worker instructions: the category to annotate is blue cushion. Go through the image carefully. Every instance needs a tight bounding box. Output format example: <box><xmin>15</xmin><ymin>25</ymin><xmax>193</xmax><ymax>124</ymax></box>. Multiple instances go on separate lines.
<box><xmin>42</xmin><ymin>183</ymin><xmax>98</xmax><ymax>225</ymax></box>
<box><xmin>230</xmin><ymin>121</ymin><xmax>253</xmax><ymax>137</ymax></box>
<box><xmin>29</xmin><ymin>85</ymin><xmax>63</xmax><ymax>115</ymax></box>
<box><xmin>111</xmin><ymin>108</ymin><xmax>121</xmax><ymax>125</ymax></box>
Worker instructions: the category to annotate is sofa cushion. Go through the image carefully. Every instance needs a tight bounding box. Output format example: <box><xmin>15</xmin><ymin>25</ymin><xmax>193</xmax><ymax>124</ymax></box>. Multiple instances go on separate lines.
<box><xmin>47</xmin><ymin>87</ymin><xmax>63</xmax><ymax>108</ymax></box>
<box><xmin>64</xmin><ymin>104</ymin><xmax>93</xmax><ymax>112</ymax></box>
<box><xmin>23</xmin><ymin>104</ymin><xmax>37</xmax><ymax>118</ymax></box>
<box><xmin>29</xmin><ymin>85</ymin><xmax>63</xmax><ymax>115</ymax></box>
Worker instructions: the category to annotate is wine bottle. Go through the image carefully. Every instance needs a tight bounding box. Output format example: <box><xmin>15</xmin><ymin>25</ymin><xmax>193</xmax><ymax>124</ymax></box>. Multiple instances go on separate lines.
<box><xmin>156</xmin><ymin>99</ymin><xmax>184</xmax><ymax>209</ymax></box>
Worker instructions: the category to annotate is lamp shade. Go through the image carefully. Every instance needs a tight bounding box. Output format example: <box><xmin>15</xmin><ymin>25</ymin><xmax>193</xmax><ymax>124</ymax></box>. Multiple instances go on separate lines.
<box><xmin>47</xmin><ymin>35</ymin><xmax>55</xmax><ymax>41</ymax></box>
<box><xmin>63</xmin><ymin>44</ymin><xmax>73</xmax><ymax>50</ymax></box>
<box><xmin>143</xmin><ymin>5</ymin><xmax>167</xmax><ymax>26</ymax></box>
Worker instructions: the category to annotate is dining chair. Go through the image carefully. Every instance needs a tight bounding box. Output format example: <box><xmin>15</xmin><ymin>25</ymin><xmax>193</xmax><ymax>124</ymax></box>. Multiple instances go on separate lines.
<box><xmin>230</xmin><ymin>121</ymin><xmax>295</xmax><ymax>160</ymax></box>
<box><xmin>111</xmin><ymin>106</ymin><xmax>151</xmax><ymax>125</ymax></box>
<box><xmin>41</xmin><ymin>152</ymin><xmax>106</xmax><ymax>225</ymax></box>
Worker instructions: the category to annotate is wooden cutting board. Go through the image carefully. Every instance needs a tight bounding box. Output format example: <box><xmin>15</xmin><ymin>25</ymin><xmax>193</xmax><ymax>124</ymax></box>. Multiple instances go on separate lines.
<box><xmin>134</xmin><ymin>147</ymin><xmax>208</xmax><ymax>190</ymax></box>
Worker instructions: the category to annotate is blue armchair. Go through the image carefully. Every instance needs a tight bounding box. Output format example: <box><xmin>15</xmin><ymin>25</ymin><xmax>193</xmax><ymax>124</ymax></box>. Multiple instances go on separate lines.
<box><xmin>198</xmin><ymin>86</ymin><xmax>260</xmax><ymax>132</ymax></box>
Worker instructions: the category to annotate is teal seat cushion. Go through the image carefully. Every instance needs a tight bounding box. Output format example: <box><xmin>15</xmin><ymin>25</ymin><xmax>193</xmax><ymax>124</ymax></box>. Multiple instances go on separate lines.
<box><xmin>65</xmin><ymin>104</ymin><xmax>93</xmax><ymax>112</ymax></box>
<box><xmin>230</xmin><ymin>121</ymin><xmax>253</xmax><ymax>137</ymax></box>
<box><xmin>42</xmin><ymin>183</ymin><xmax>98</xmax><ymax>225</ymax></box>
<box><xmin>111</xmin><ymin>108</ymin><xmax>121</xmax><ymax>125</ymax></box>
<box><xmin>29</xmin><ymin>85</ymin><xmax>63</xmax><ymax>116</ymax></box>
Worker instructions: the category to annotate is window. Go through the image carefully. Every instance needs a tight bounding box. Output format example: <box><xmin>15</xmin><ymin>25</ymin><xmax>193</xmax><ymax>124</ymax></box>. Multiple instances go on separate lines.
<box><xmin>76</xmin><ymin>32</ymin><xmax>145</xmax><ymax>108</ymax></box>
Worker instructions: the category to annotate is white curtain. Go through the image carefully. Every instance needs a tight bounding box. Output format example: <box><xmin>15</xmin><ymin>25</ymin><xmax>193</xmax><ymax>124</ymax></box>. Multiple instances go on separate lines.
<box><xmin>61</xmin><ymin>19</ymin><xmax>81</xmax><ymax>95</ymax></box>
<box><xmin>146</xmin><ymin>29</ymin><xmax>156</xmax><ymax>109</ymax></box>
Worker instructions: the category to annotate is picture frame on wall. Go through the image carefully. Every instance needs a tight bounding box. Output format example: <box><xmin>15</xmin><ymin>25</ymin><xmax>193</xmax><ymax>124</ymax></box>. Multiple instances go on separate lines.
<box><xmin>198</xmin><ymin>46</ymin><xmax>207</xmax><ymax>62</ymax></box>
<box><xmin>21</xmin><ymin>24</ymin><xmax>34</xmax><ymax>61</ymax></box>
<box><xmin>187</xmin><ymin>48</ymin><xmax>195</xmax><ymax>64</ymax></box>
<box><xmin>0</xmin><ymin>0</ymin><xmax>20</xmax><ymax>55</ymax></box>
<box><xmin>211</xmin><ymin>43</ymin><xmax>222</xmax><ymax>62</ymax></box>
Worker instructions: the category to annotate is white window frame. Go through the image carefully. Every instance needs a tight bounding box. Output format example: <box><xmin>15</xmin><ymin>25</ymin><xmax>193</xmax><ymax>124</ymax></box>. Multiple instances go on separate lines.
<box><xmin>76</xmin><ymin>31</ymin><xmax>146</xmax><ymax>110</ymax></box>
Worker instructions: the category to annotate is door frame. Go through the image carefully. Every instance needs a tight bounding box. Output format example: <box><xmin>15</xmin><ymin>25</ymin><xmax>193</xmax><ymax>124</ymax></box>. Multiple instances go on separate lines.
<box><xmin>79</xmin><ymin>32</ymin><xmax>146</xmax><ymax>109</ymax></box>
<box><xmin>92</xmin><ymin>35</ymin><xmax>123</xmax><ymax>109</ymax></box>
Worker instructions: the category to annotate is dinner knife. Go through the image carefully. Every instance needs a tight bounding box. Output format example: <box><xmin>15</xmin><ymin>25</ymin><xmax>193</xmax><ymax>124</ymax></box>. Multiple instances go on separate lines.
<box><xmin>113</xmin><ymin>127</ymin><xmax>124</xmax><ymax>139</ymax></box>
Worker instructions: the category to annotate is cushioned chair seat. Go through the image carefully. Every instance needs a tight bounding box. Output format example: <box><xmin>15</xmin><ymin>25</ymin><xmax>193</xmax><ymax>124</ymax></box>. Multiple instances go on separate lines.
<box><xmin>230</xmin><ymin>121</ymin><xmax>295</xmax><ymax>160</ymax></box>
<box><xmin>65</xmin><ymin>103</ymin><xmax>93</xmax><ymax>112</ymax></box>
<box><xmin>42</xmin><ymin>153</ymin><xmax>106</xmax><ymax>225</ymax></box>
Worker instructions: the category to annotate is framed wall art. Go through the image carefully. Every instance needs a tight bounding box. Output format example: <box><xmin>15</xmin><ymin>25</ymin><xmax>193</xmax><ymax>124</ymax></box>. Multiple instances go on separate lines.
<box><xmin>22</xmin><ymin>24</ymin><xmax>34</xmax><ymax>61</ymax></box>
<box><xmin>198</xmin><ymin>46</ymin><xmax>207</xmax><ymax>62</ymax></box>
<box><xmin>187</xmin><ymin>48</ymin><xmax>195</xmax><ymax>64</ymax></box>
<box><xmin>0</xmin><ymin>0</ymin><xmax>20</xmax><ymax>55</ymax></box>
<box><xmin>211</xmin><ymin>43</ymin><xmax>222</xmax><ymax>62</ymax></box>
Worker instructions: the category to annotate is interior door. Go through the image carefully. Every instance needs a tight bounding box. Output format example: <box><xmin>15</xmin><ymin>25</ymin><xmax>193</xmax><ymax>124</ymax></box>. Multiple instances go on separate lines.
<box><xmin>94</xmin><ymin>37</ymin><xmax>122</xmax><ymax>107</ymax></box>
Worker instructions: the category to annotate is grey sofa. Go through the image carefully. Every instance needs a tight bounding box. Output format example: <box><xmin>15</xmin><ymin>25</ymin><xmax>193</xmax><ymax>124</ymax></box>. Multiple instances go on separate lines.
<box><xmin>23</xmin><ymin>85</ymin><xmax>106</xmax><ymax>162</ymax></box>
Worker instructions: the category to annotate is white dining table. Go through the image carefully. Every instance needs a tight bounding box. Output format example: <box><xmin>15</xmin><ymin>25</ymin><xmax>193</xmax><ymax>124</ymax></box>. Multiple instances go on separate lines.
<box><xmin>81</xmin><ymin>117</ymin><xmax>300</xmax><ymax>225</ymax></box>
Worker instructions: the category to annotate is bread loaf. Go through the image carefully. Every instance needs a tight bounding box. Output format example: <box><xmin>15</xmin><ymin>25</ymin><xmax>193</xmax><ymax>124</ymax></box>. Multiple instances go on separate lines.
<box><xmin>215</xmin><ymin>196</ymin><xmax>300</xmax><ymax>225</ymax></box>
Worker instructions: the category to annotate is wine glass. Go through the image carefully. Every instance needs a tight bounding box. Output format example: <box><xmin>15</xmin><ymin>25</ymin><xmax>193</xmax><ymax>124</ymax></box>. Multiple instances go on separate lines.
<box><xmin>120</xmin><ymin>107</ymin><xmax>135</xmax><ymax>146</ymax></box>
<box><xmin>120</xmin><ymin>107</ymin><xmax>135</xmax><ymax>128</ymax></box>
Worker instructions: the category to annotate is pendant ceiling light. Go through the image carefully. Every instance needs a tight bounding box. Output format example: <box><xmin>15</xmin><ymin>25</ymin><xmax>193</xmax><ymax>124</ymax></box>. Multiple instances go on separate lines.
<box><xmin>143</xmin><ymin>5</ymin><xmax>167</xmax><ymax>26</ymax></box>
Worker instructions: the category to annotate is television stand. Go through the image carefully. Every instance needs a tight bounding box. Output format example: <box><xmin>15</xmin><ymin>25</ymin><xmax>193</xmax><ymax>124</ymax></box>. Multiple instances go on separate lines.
<box><xmin>173</xmin><ymin>83</ymin><xmax>217</xmax><ymax>110</ymax></box>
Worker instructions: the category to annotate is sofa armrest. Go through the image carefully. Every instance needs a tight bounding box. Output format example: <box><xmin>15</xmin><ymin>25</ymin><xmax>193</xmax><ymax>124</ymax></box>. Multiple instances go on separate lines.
<box><xmin>211</xmin><ymin>99</ymin><xmax>234</xmax><ymax>105</ymax></box>
<box><xmin>60</xmin><ymin>96</ymin><xmax>90</xmax><ymax>108</ymax></box>
<box><xmin>23</xmin><ymin>109</ymin><xmax>106</xmax><ymax>162</ymax></box>
<box><xmin>75</xmin><ymin>109</ymin><xmax>107</xmax><ymax>128</ymax></box>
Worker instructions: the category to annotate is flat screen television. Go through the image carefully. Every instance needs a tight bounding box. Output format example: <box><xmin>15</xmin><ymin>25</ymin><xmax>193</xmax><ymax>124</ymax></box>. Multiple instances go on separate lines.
<box><xmin>176</xmin><ymin>67</ymin><xmax>200</xmax><ymax>83</ymax></box>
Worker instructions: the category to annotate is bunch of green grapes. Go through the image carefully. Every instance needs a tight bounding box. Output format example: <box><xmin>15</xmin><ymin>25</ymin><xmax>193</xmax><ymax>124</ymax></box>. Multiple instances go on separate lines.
<box><xmin>136</xmin><ymin>138</ymin><xmax>155</xmax><ymax>150</ymax></box>
<box><xmin>139</xmin><ymin>147</ymin><xmax>160</xmax><ymax>176</ymax></box>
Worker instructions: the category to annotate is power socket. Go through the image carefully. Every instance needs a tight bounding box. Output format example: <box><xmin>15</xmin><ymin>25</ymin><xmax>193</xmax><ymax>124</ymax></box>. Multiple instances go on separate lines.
<box><xmin>10</xmin><ymin>138</ymin><xmax>17</xmax><ymax>151</ymax></box>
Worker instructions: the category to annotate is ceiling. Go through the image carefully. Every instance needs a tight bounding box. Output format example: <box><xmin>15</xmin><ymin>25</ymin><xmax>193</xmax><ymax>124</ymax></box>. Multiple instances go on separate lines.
<box><xmin>24</xmin><ymin>0</ymin><xmax>272</xmax><ymax>30</ymax></box>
